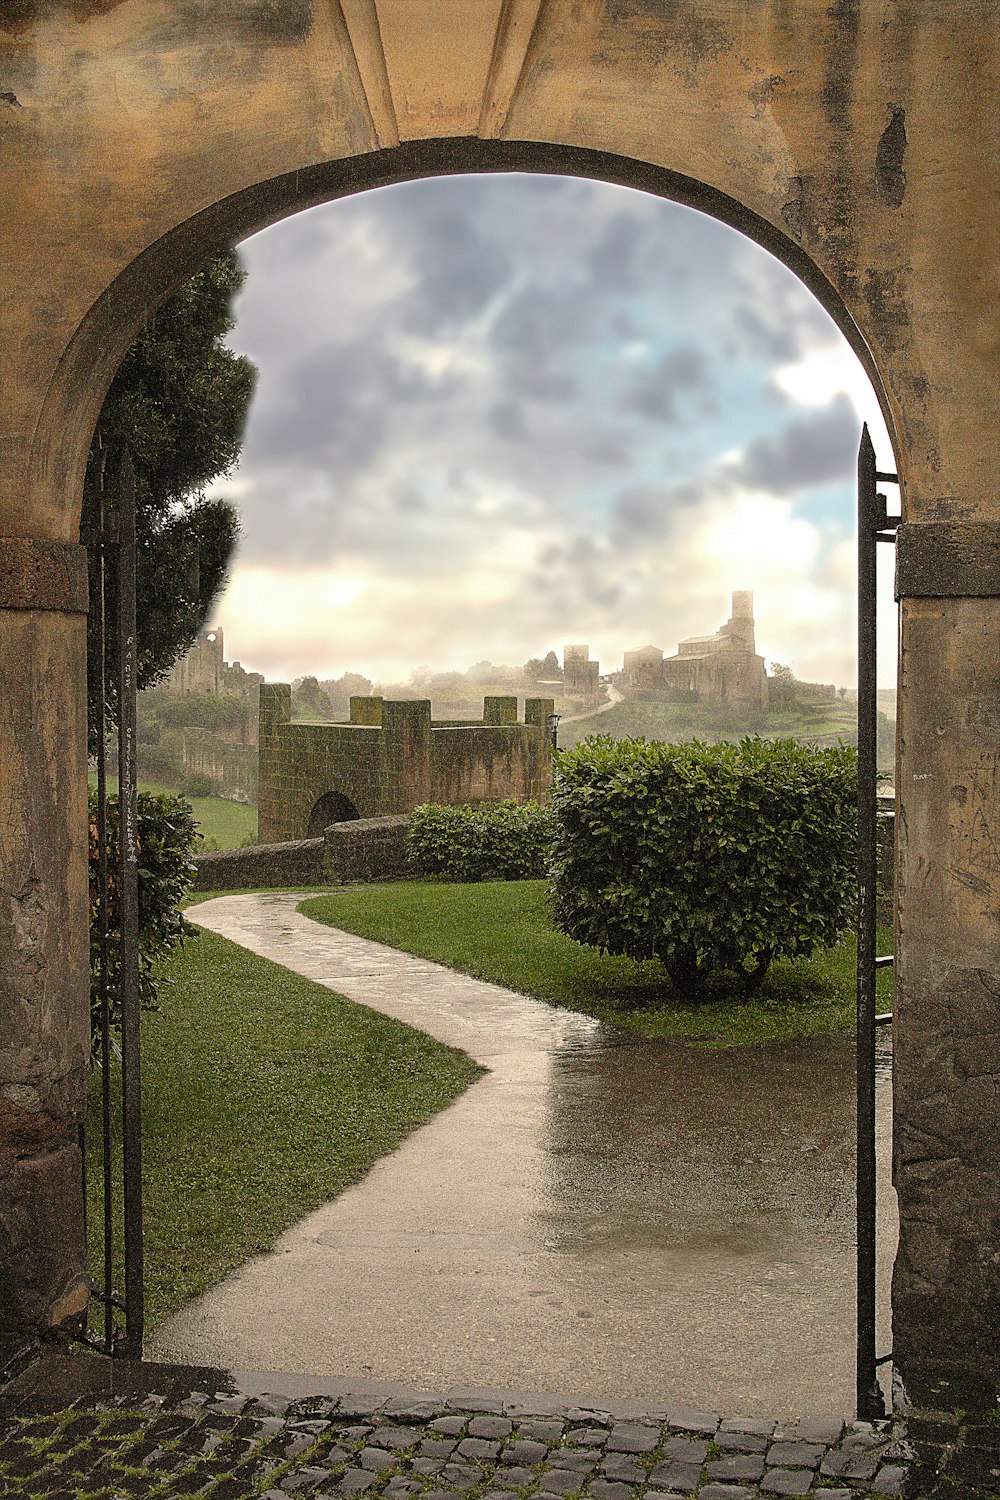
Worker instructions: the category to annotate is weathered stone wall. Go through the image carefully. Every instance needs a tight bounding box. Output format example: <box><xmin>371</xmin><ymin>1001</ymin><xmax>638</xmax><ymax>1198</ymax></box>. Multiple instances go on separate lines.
<box><xmin>893</xmin><ymin>598</ymin><xmax>1000</xmax><ymax>1407</ymax></box>
<box><xmin>193</xmin><ymin>837</ymin><xmax>326</xmax><ymax>893</ymax></box>
<box><xmin>380</xmin><ymin>700</ymin><xmax>432</xmax><ymax>815</ymax></box>
<box><xmin>181</xmin><ymin>731</ymin><xmax>258</xmax><ymax>804</ymax></box>
<box><xmin>258</xmin><ymin>685</ymin><xmax>383</xmax><ymax>843</ymax></box>
<box><xmin>259</xmin><ymin>690</ymin><xmax>554</xmax><ymax>842</ymax></box>
<box><xmin>430</xmin><ymin>725</ymin><xmax>549</xmax><ymax>807</ymax></box>
<box><xmin>0</xmin><ymin>550</ymin><xmax>91</xmax><ymax>1340</ymax></box>
<box><xmin>324</xmin><ymin>815</ymin><xmax>417</xmax><ymax>884</ymax></box>
<box><xmin>165</xmin><ymin>627</ymin><xmax>223</xmax><ymax>696</ymax></box>
<box><xmin>193</xmin><ymin>815</ymin><xmax>417</xmax><ymax>889</ymax></box>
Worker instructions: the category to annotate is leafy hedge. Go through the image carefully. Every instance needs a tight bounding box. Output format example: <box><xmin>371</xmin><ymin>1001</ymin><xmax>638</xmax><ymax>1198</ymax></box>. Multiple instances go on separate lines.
<box><xmin>88</xmin><ymin>789</ymin><xmax>200</xmax><ymax>1052</ymax></box>
<box><xmin>549</xmin><ymin>735</ymin><xmax>857</xmax><ymax>993</ymax></box>
<box><xmin>408</xmin><ymin>800</ymin><xmax>554</xmax><ymax>882</ymax></box>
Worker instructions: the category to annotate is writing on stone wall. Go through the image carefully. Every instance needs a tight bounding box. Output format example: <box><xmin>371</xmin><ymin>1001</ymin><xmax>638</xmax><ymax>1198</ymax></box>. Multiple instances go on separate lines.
<box><xmin>951</xmin><ymin>751</ymin><xmax>1000</xmax><ymax>880</ymax></box>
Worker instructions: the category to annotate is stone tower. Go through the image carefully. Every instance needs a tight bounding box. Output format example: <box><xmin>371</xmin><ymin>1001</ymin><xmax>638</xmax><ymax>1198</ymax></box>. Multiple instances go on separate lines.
<box><xmin>725</xmin><ymin>591</ymin><xmax>756</xmax><ymax>654</ymax></box>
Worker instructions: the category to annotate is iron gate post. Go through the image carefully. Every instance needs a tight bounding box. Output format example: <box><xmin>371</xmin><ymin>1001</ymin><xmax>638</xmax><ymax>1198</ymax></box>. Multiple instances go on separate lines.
<box><xmin>80</xmin><ymin>440</ymin><xmax>145</xmax><ymax>1361</ymax></box>
<box><xmin>856</xmin><ymin>424</ymin><xmax>899</xmax><ymax>1420</ymax></box>
<box><xmin>856</xmin><ymin>424</ymin><xmax>882</xmax><ymax>1419</ymax></box>
<box><xmin>113</xmin><ymin>446</ymin><xmax>144</xmax><ymax>1361</ymax></box>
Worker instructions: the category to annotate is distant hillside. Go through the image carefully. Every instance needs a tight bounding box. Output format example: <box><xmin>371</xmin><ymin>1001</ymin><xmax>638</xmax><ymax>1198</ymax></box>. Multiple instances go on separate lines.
<box><xmin>318</xmin><ymin>675</ymin><xmax>605</xmax><ymax>724</ymax></box>
<box><xmin>558</xmin><ymin>692</ymin><xmax>894</xmax><ymax>770</ymax></box>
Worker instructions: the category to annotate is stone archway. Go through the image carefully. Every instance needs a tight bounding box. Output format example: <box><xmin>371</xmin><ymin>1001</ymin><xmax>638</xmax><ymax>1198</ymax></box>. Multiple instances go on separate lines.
<box><xmin>307</xmin><ymin>791</ymin><xmax>362</xmax><ymax>837</ymax></box>
<box><xmin>1</xmin><ymin>4</ymin><xmax>997</xmax><ymax>1407</ymax></box>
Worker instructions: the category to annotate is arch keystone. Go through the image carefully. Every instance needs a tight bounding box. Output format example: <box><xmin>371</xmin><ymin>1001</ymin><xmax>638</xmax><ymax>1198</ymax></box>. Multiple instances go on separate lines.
<box><xmin>373</xmin><ymin>0</ymin><xmax>508</xmax><ymax>139</ymax></box>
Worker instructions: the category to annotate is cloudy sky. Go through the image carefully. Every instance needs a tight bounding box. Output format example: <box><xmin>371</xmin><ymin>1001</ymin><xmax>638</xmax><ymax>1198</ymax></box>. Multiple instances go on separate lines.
<box><xmin>210</xmin><ymin>172</ymin><xmax>898</xmax><ymax>688</ymax></box>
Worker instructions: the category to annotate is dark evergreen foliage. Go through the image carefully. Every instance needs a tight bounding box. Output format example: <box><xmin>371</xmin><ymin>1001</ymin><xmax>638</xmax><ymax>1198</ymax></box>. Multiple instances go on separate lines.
<box><xmin>88</xmin><ymin>790</ymin><xmax>200</xmax><ymax>1054</ymax></box>
<box><xmin>84</xmin><ymin>252</ymin><xmax>256</xmax><ymax>743</ymax></box>
<box><xmin>292</xmin><ymin>675</ymin><xmax>334</xmax><ymax>718</ymax></box>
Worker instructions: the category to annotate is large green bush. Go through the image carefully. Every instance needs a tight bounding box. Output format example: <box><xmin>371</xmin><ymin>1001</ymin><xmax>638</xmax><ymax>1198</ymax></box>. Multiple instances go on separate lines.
<box><xmin>408</xmin><ymin>800</ymin><xmax>554</xmax><ymax>882</ymax></box>
<box><xmin>88</xmin><ymin>789</ymin><xmax>200</xmax><ymax>1052</ymax></box>
<box><xmin>549</xmin><ymin>735</ymin><xmax>857</xmax><ymax>993</ymax></box>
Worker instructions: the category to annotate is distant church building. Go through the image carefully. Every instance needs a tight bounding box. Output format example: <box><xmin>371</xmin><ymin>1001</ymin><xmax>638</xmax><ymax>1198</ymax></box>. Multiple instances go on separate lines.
<box><xmin>622</xmin><ymin>591</ymin><xmax>768</xmax><ymax>712</ymax></box>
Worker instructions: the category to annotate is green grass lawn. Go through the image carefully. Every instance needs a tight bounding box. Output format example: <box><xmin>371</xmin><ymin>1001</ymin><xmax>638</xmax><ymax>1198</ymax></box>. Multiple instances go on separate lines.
<box><xmin>184</xmin><ymin>794</ymin><xmax>256</xmax><ymax>850</ymax></box>
<box><xmin>89</xmin><ymin>774</ymin><xmax>257</xmax><ymax>850</ymax></box>
<box><xmin>300</xmin><ymin>880</ymin><xmax>893</xmax><ymax>1048</ymax></box>
<box><xmin>85</xmin><ymin>928</ymin><xmax>481</xmax><ymax>1333</ymax></box>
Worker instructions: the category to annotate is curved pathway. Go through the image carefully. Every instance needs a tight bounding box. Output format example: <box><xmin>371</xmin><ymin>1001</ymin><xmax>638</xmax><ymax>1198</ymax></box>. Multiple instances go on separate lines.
<box><xmin>150</xmin><ymin>893</ymin><xmax>895</xmax><ymax>1419</ymax></box>
<box><xmin>558</xmin><ymin>681</ymin><xmax>622</xmax><ymax>725</ymax></box>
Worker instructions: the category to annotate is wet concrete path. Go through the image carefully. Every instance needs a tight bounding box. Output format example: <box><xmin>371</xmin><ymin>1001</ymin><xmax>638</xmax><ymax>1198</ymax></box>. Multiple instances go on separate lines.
<box><xmin>150</xmin><ymin>893</ymin><xmax>895</xmax><ymax>1419</ymax></box>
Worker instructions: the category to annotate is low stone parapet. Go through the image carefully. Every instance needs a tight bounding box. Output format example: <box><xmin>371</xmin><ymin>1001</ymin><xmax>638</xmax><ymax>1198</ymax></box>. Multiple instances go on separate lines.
<box><xmin>324</xmin><ymin>814</ymin><xmax>417</xmax><ymax>883</ymax></box>
<box><xmin>192</xmin><ymin>814</ymin><xmax>418</xmax><ymax>890</ymax></box>
<box><xmin>192</xmin><ymin>837</ymin><xmax>325</xmax><ymax>891</ymax></box>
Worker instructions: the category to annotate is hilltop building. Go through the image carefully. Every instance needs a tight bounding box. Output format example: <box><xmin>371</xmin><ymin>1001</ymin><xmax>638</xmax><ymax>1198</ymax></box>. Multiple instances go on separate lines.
<box><xmin>563</xmin><ymin>644</ymin><xmax>601</xmax><ymax>703</ymax></box>
<box><xmin>621</xmin><ymin>591</ymin><xmax>768</xmax><ymax>712</ymax></box>
<box><xmin>163</xmin><ymin>625</ymin><xmax>263</xmax><ymax>703</ymax></box>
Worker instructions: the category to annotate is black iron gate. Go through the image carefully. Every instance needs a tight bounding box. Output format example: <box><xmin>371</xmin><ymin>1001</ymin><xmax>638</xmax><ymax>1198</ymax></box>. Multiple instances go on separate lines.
<box><xmin>855</xmin><ymin>423</ymin><xmax>899</xmax><ymax>1419</ymax></box>
<box><xmin>80</xmin><ymin>431</ymin><xmax>145</xmax><ymax>1360</ymax></box>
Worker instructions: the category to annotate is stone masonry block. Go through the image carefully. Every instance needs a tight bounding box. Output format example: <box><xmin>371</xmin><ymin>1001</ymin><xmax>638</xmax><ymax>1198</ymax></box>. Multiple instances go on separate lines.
<box><xmin>0</xmin><ymin>1144</ymin><xmax>89</xmax><ymax>1333</ymax></box>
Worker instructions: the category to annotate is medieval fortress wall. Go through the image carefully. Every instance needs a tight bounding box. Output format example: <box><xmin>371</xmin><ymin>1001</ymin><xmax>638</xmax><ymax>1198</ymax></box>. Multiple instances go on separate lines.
<box><xmin>165</xmin><ymin>626</ymin><xmax>225</xmax><ymax>695</ymax></box>
<box><xmin>258</xmin><ymin>686</ymin><xmax>555</xmax><ymax>844</ymax></box>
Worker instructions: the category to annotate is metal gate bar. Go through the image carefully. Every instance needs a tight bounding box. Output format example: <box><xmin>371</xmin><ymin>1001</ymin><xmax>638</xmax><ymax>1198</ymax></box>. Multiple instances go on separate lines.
<box><xmin>114</xmin><ymin>446</ymin><xmax>144</xmax><ymax>1360</ymax></box>
<box><xmin>80</xmin><ymin>437</ymin><xmax>144</xmax><ymax>1359</ymax></box>
<box><xmin>856</xmin><ymin>423</ymin><xmax>899</xmax><ymax>1419</ymax></box>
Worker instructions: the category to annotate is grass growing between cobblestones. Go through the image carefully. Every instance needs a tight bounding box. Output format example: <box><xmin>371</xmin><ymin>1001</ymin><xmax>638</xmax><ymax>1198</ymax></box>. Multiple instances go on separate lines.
<box><xmin>85</xmin><ymin>928</ymin><xmax>482</xmax><ymax>1333</ymax></box>
<box><xmin>300</xmin><ymin>880</ymin><xmax>892</xmax><ymax>1047</ymax></box>
<box><xmin>0</xmin><ymin>1397</ymin><xmax>931</xmax><ymax>1500</ymax></box>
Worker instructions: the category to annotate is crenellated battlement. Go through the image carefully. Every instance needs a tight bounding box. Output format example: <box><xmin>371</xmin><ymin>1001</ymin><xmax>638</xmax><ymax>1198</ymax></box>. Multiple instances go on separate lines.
<box><xmin>258</xmin><ymin>690</ymin><xmax>555</xmax><ymax>843</ymax></box>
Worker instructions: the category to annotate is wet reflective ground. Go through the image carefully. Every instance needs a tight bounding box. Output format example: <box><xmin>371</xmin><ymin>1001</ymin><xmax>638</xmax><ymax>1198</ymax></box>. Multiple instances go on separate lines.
<box><xmin>151</xmin><ymin>895</ymin><xmax>895</xmax><ymax>1419</ymax></box>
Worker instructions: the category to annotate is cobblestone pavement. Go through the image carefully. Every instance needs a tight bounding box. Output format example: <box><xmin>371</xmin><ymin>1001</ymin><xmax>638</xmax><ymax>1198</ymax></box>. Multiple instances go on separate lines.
<box><xmin>1</xmin><ymin>1352</ymin><xmax>998</xmax><ymax>1500</ymax></box>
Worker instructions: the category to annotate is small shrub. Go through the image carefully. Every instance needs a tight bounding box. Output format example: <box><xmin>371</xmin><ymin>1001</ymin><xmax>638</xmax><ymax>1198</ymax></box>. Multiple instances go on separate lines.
<box><xmin>549</xmin><ymin>735</ymin><xmax>857</xmax><ymax>993</ymax></box>
<box><xmin>408</xmin><ymin>800</ymin><xmax>555</xmax><ymax>882</ymax></box>
<box><xmin>88</xmin><ymin>790</ymin><xmax>200</xmax><ymax>1053</ymax></box>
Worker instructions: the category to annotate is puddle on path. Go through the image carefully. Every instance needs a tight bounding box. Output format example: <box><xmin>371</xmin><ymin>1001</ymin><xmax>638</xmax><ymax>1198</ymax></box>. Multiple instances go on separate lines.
<box><xmin>151</xmin><ymin>895</ymin><xmax>895</xmax><ymax>1419</ymax></box>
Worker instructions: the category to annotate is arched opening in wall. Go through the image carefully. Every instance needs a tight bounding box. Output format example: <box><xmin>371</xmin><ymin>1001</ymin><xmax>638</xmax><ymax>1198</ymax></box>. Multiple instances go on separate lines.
<box><xmin>308</xmin><ymin>790</ymin><xmax>360</xmax><ymax>835</ymax></box>
<box><xmin>77</xmin><ymin>144</ymin><xmax>902</xmax><ymax>1419</ymax></box>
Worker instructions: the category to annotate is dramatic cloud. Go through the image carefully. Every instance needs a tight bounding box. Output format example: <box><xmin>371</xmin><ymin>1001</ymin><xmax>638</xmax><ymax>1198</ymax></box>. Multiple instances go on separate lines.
<box><xmin>210</xmin><ymin>173</ymin><xmax>897</xmax><ymax>686</ymax></box>
<box><xmin>620</xmin><ymin>346</ymin><xmax>714</xmax><ymax>424</ymax></box>
<box><xmin>731</xmin><ymin>394</ymin><xmax>861</xmax><ymax>494</ymax></box>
